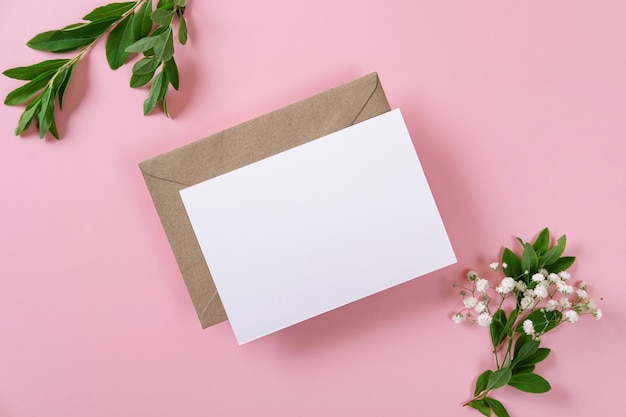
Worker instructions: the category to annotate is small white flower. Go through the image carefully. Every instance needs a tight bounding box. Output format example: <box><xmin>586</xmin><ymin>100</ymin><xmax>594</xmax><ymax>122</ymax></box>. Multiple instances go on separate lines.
<box><xmin>548</xmin><ymin>273</ymin><xmax>561</xmax><ymax>284</ymax></box>
<box><xmin>515</xmin><ymin>281</ymin><xmax>527</xmax><ymax>293</ymax></box>
<box><xmin>539</xmin><ymin>268</ymin><xmax>549</xmax><ymax>277</ymax></box>
<box><xmin>576</xmin><ymin>289</ymin><xmax>589</xmax><ymax>299</ymax></box>
<box><xmin>521</xmin><ymin>296</ymin><xmax>535</xmax><ymax>310</ymax></box>
<box><xmin>532</xmin><ymin>273</ymin><xmax>545</xmax><ymax>282</ymax></box>
<box><xmin>578</xmin><ymin>281</ymin><xmax>587</xmax><ymax>290</ymax></box>
<box><xmin>559</xmin><ymin>271</ymin><xmax>571</xmax><ymax>281</ymax></box>
<box><xmin>477</xmin><ymin>312</ymin><xmax>493</xmax><ymax>327</ymax></box>
<box><xmin>490</xmin><ymin>262</ymin><xmax>499</xmax><ymax>271</ymax></box>
<box><xmin>557</xmin><ymin>282</ymin><xmax>574</xmax><ymax>295</ymax></box>
<box><xmin>463</xmin><ymin>297</ymin><xmax>478</xmax><ymax>309</ymax></box>
<box><xmin>467</xmin><ymin>270</ymin><xmax>479</xmax><ymax>281</ymax></box>
<box><xmin>475</xmin><ymin>278</ymin><xmax>490</xmax><ymax>293</ymax></box>
<box><xmin>586</xmin><ymin>299</ymin><xmax>597</xmax><ymax>310</ymax></box>
<box><xmin>564</xmin><ymin>310</ymin><xmax>579</xmax><ymax>323</ymax></box>
<box><xmin>534</xmin><ymin>285</ymin><xmax>548</xmax><ymax>299</ymax></box>
<box><xmin>523</xmin><ymin>319</ymin><xmax>535</xmax><ymax>335</ymax></box>
<box><xmin>559</xmin><ymin>297</ymin><xmax>572</xmax><ymax>309</ymax></box>
<box><xmin>502</xmin><ymin>262</ymin><xmax>508</xmax><ymax>269</ymax></box>
<box><xmin>496</xmin><ymin>277</ymin><xmax>517</xmax><ymax>294</ymax></box>
<box><xmin>452</xmin><ymin>313</ymin><xmax>466</xmax><ymax>324</ymax></box>
<box><xmin>545</xmin><ymin>299</ymin><xmax>559</xmax><ymax>312</ymax></box>
<box><xmin>593</xmin><ymin>309</ymin><xmax>603</xmax><ymax>320</ymax></box>
<box><xmin>474</xmin><ymin>302</ymin><xmax>487</xmax><ymax>313</ymax></box>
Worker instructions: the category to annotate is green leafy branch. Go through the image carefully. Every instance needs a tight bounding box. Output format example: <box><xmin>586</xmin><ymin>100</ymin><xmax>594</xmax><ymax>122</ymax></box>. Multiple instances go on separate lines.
<box><xmin>453</xmin><ymin>228</ymin><xmax>602</xmax><ymax>417</ymax></box>
<box><xmin>3</xmin><ymin>0</ymin><xmax>189</xmax><ymax>139</ymax></box>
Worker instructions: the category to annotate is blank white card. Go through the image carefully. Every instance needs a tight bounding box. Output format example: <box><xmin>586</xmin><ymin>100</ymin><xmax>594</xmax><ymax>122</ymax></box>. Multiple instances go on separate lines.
<box><xmin>180</xmin><ymin>109</ymin><xmax>456</xmax><ymax>344</ymax></box>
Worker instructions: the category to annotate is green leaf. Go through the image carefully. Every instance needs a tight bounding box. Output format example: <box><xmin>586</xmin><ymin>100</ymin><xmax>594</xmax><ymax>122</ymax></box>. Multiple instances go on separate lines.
<box><xmin>512</xmin><ymin>339</ymin><xmax>539</xmax><ymax>367</ymax></box>
<box><xmin>513</xmin><ymin>333</ymin><xmax>532</xmax><ymax>358</ymax></box>
<box><xmin>57</xmin><ymin>64</ymin><xmax>76</xmax><ymax>110</ymax></box>
<box><xmin>157</xmin><ymin>0</ymin><xmax>175</xmax><ymax>10</ymax></box>
<box><xmin>49</xmin><ymin>115</ymin><xmax>59</xmax><ymax>139</ymax></box>
<box><xmin>508</xmin><ymin>373</ymin><xmax>551</xmax><ymax>393</ymax></box>
<box><xmin>490</xmin><ymin>310</ymin><xmax>507</xmax><ymax>349</ymax></box>
<box><xmin>512</xmin><ymin>364</ymin><xmax>535</xmax><ymax>375</ymax></box>
<box><xmin>517</xmin><ymin>309</ymin><xmax>562</xmax><ymax>335</ymax></box>
<box><xmin>157</xmin><ymin>70</ymin><xmax>170</xmax><ymax>117</ymax></box>
<box><xmin>174</xmin><ymin>0</ymin><xmax>187</xmax><ymax>6</ymax></box>
<box><xmin>540</xmin><ymin>235</ymin><xmax>566</xmax><ymax>267</ymax></box>
<box><xmin>153</xmin><ymin>27</ymin><xmax>174</xmax><ymax>61</ymax></box>
<box><xmin>144</xmin><ymin>71</ymin><xmax>165</xmax><ymax>114</ymax></box>
<box><xmin>126</xmin><ymin>35</ymin><xmax>159</xmax><ymax>52</ymax></box>
<box><xmin>132</xmin><ymin>0</ymin><xmax>153</xmax><ymax>39</ymax></box>
<box><xmin>61</xmin><ymin>17</ymin><xmax>119</xmax><ymax>38</ymax></box>
<box><xmin>162</xmin><ymin>95</ymin><xmax>169</xmax><ymax>117</ymax></box>
<box><xmin>486</xmin><ymin>367</ymin><xmax>512</xmax><ymax>391</ymax></box>
<box><xmin>152</xmin><ymin>9</ymin><xmax>175</xmax><ymax>26</ymax></box>
<box><xmin>130</xmin><ymin>69</ymin><xmax>158</xmax><ymax>88</ymax></box>
<box><xmin>133</xmin><ymin>56</ymin><xmax>160</xmax><ymax>74</ymax></box>
<box><xmin>28</xmin><ymin>18</ymin><xmax>118</xmax><ymax>53</ymax></box>
<box><xmin>15</xmin><ymin>97</ymin><xmax>42</xmax><ymax>136</ymax></box>
<box><xmin>545</xmin><ymin>256</ymin><xmax>575</xmax><ymax>273</ymax></box>
<box><xmin>484</xmin><ymin>398</ymin><xmax>510</xmax><ymax>417</ymax></box>
<box><xmin>467</xmin><ymin>400</ymin><xmax>492</xmax><ymax>417</ymax></box>
<box><xmin>163</xmin><ymin>57</ymin><xmax>179</xmax><ymax>89</ymax></box>
<box><xmin>518</xmin><ymin>348</ymin><xmax>550</xmax><ymax>367</ymax></box>
<box><xmin>521</xmin><ymin>243</ymin><xmax>538</xmax><ymax>277</ymax></box>
<box><xmin>4</xmin><ymin>70</ymin><xmax>56</xmax><ymax>105</ymax></box>
<box><xmin>503</xmin><ymin>309</ymin><xmax>518</xmax><ymax>336</ymax></box>
<box><xmin>83</xmin><ymin>2</ymin><xmax>136</xmax><ymax>21</ymax></box>
<box><xmin>178</xmin><ymin>14</ymin><xmax>188</xmax><ymax>44</ymax></box>
<box><xmin>3</xmin><ymin>59</ymin><xmax>69</xmax><ymax>80</ymax></box>
<box><xmin>532</xmin><ymin>228</ymin><xmax>550</xmax><ymax>256</ymax></box>
<box><xmin>502</xmin><ymin>248</ymin><xmax>521</xmax><ymax>278</ymax></box>
<box><xmin>37</xmin><ymin>86</ymin><xmax>55</xmax><ymax>138</ymax></box>
<box><xmin>27</xmin><ymin>30</ymin><xmax>94</xmax><ymax>53</ymax></box>
<box><xmin>106</xmin><ymin>13</ymin><xmax>136</xmax><ymax>69</ymax></box>
<box><xmin>474</xmin><ymin>370</ymin><xmax>492</xmax><ymax>396</ymax></box>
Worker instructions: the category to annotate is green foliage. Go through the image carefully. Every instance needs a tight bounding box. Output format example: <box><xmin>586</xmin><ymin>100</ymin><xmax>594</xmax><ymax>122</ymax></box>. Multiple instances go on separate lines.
<box><xmin>501</xmin><ymin>247</ymin><xmax>521</xmax><ymax>278</ymax></box>
<box><xmin>484</xmin><ymin>398</ymin><xmax>510</xmax><ymax>417</ymax></box>
<box><xmin>106</xmin><ymin>12</ymin><xmax>136</xmax><ymax>69</ymax></box>
<box><xmin>462</xmin><ymin>229</ymin><xmax>598</xmax><ymax>416</ymax></box>
<box><xmin>164</xmin><ymin>58</ymin><xmax>179</xmax><ymax>90</ymax></box>
<box><xmin>486</xmin><ymin>368</ymin><xmax>511</xmax><ymax>391</ymax></box>
<box><xmin>532</xmin><ymin>228</ymin><xmax>550</xmax><ymax>255</ymax></box>
<box><xmin>507</xmin><ymin>373</ymin><xmax>551</xmax><ymax>393</ymax></box>
<box><xmin>468</xmin><ymin>399</ymin><xmax>492</xmax><ymax>417</ymax></box>
<box><xmin>520</xmin><ymin>243</ymin><xmax>538</xmax><ymax>280</ymax></box>
<box><xmin>545</xmin><ymin>256</ymin><xmax>575</xmax><ymax>273</ymax></box>
<box><xmin>83</xmin><ymin>2</ymin><xmax>137</xmax><ymax>20</ymax></box>
<box><xmin>511</xmin><ymin>339</ymin><xmax>540</xmax><ymax>367</ymax></box>
<box><xmin>516</xmin><ymin>309</ymin><xmax>562</xmax><ymax>335</ymax></box>
<box><xmin>474</xmin><ymin>370</ymin><xmax>492</xmax><ymax>396</ymax></box>
<box><xmin>3</xmin><ymin>0</ymin><xmax>189</xmax><ymax>139</ymax></box>
<box><xmin>3</xmin><ymin>59</ymin><xmax>69</xmax><ymax>80</ymax></box>
<box><xmin>490</xmin><ymin>309</ymin><xmax>507</xmax><ymax>349</ymax></box>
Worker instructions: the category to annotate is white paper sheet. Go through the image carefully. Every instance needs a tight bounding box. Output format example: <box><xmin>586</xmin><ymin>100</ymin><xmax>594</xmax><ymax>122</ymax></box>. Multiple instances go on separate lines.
<box><xmin>180</xmin><ymin>109</ymin><xmax>456</xmax><ymax>344</ymax></box>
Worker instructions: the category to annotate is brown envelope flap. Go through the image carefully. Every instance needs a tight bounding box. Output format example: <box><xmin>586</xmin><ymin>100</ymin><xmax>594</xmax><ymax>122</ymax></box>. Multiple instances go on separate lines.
<box><xmin>139</xmin><ymin>72</ymin><xmax>391</xmax><ymax>328</ymax></box>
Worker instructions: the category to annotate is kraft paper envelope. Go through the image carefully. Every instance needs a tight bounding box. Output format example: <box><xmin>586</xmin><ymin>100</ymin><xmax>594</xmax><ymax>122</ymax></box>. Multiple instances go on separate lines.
<box><xmin>139</xmin><ymin>73</ymin><xmax>391</xmax><ymax>328</ymax></box>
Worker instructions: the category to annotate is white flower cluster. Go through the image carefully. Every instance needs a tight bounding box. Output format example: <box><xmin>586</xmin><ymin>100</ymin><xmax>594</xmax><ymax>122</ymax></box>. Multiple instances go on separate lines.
<box><xmin>452</xmin><ymin>264</ymin><xmax>602</xmax><ymax>332</ymax></box>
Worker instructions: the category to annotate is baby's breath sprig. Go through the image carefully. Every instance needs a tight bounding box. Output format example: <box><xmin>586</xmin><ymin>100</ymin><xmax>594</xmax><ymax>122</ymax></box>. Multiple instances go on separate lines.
<box><xmin>3</xmin><ymin>0</ymin><xmax>189</xmax><ymax>139</ymax></box>
<box><xmin>452</xmin><ymin>228</ymin><xmax>602</xmax><ymax>417</ymax></box>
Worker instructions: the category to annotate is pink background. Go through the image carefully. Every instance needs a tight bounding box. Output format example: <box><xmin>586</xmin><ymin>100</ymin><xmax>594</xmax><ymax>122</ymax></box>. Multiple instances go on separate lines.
<box><xmin>1</xmin><ymin>1</ymin><xmax>624</xmax><ymax>416</ymax></box>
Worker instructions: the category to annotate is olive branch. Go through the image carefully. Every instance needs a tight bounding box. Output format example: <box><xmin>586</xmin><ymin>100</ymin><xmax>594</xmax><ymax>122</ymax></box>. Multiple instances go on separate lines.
<box><xmin>3</xmin><ymin>0</ymin><xmax>188</xmax><ymax>139</ymax></box>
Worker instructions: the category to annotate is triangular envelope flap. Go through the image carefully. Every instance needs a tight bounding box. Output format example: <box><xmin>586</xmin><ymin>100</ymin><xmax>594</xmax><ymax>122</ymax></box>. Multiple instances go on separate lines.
<box><xmin>139</xmin><ymin>72</ymin><xmax>387</xmax><ymax>185</ymax></box>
